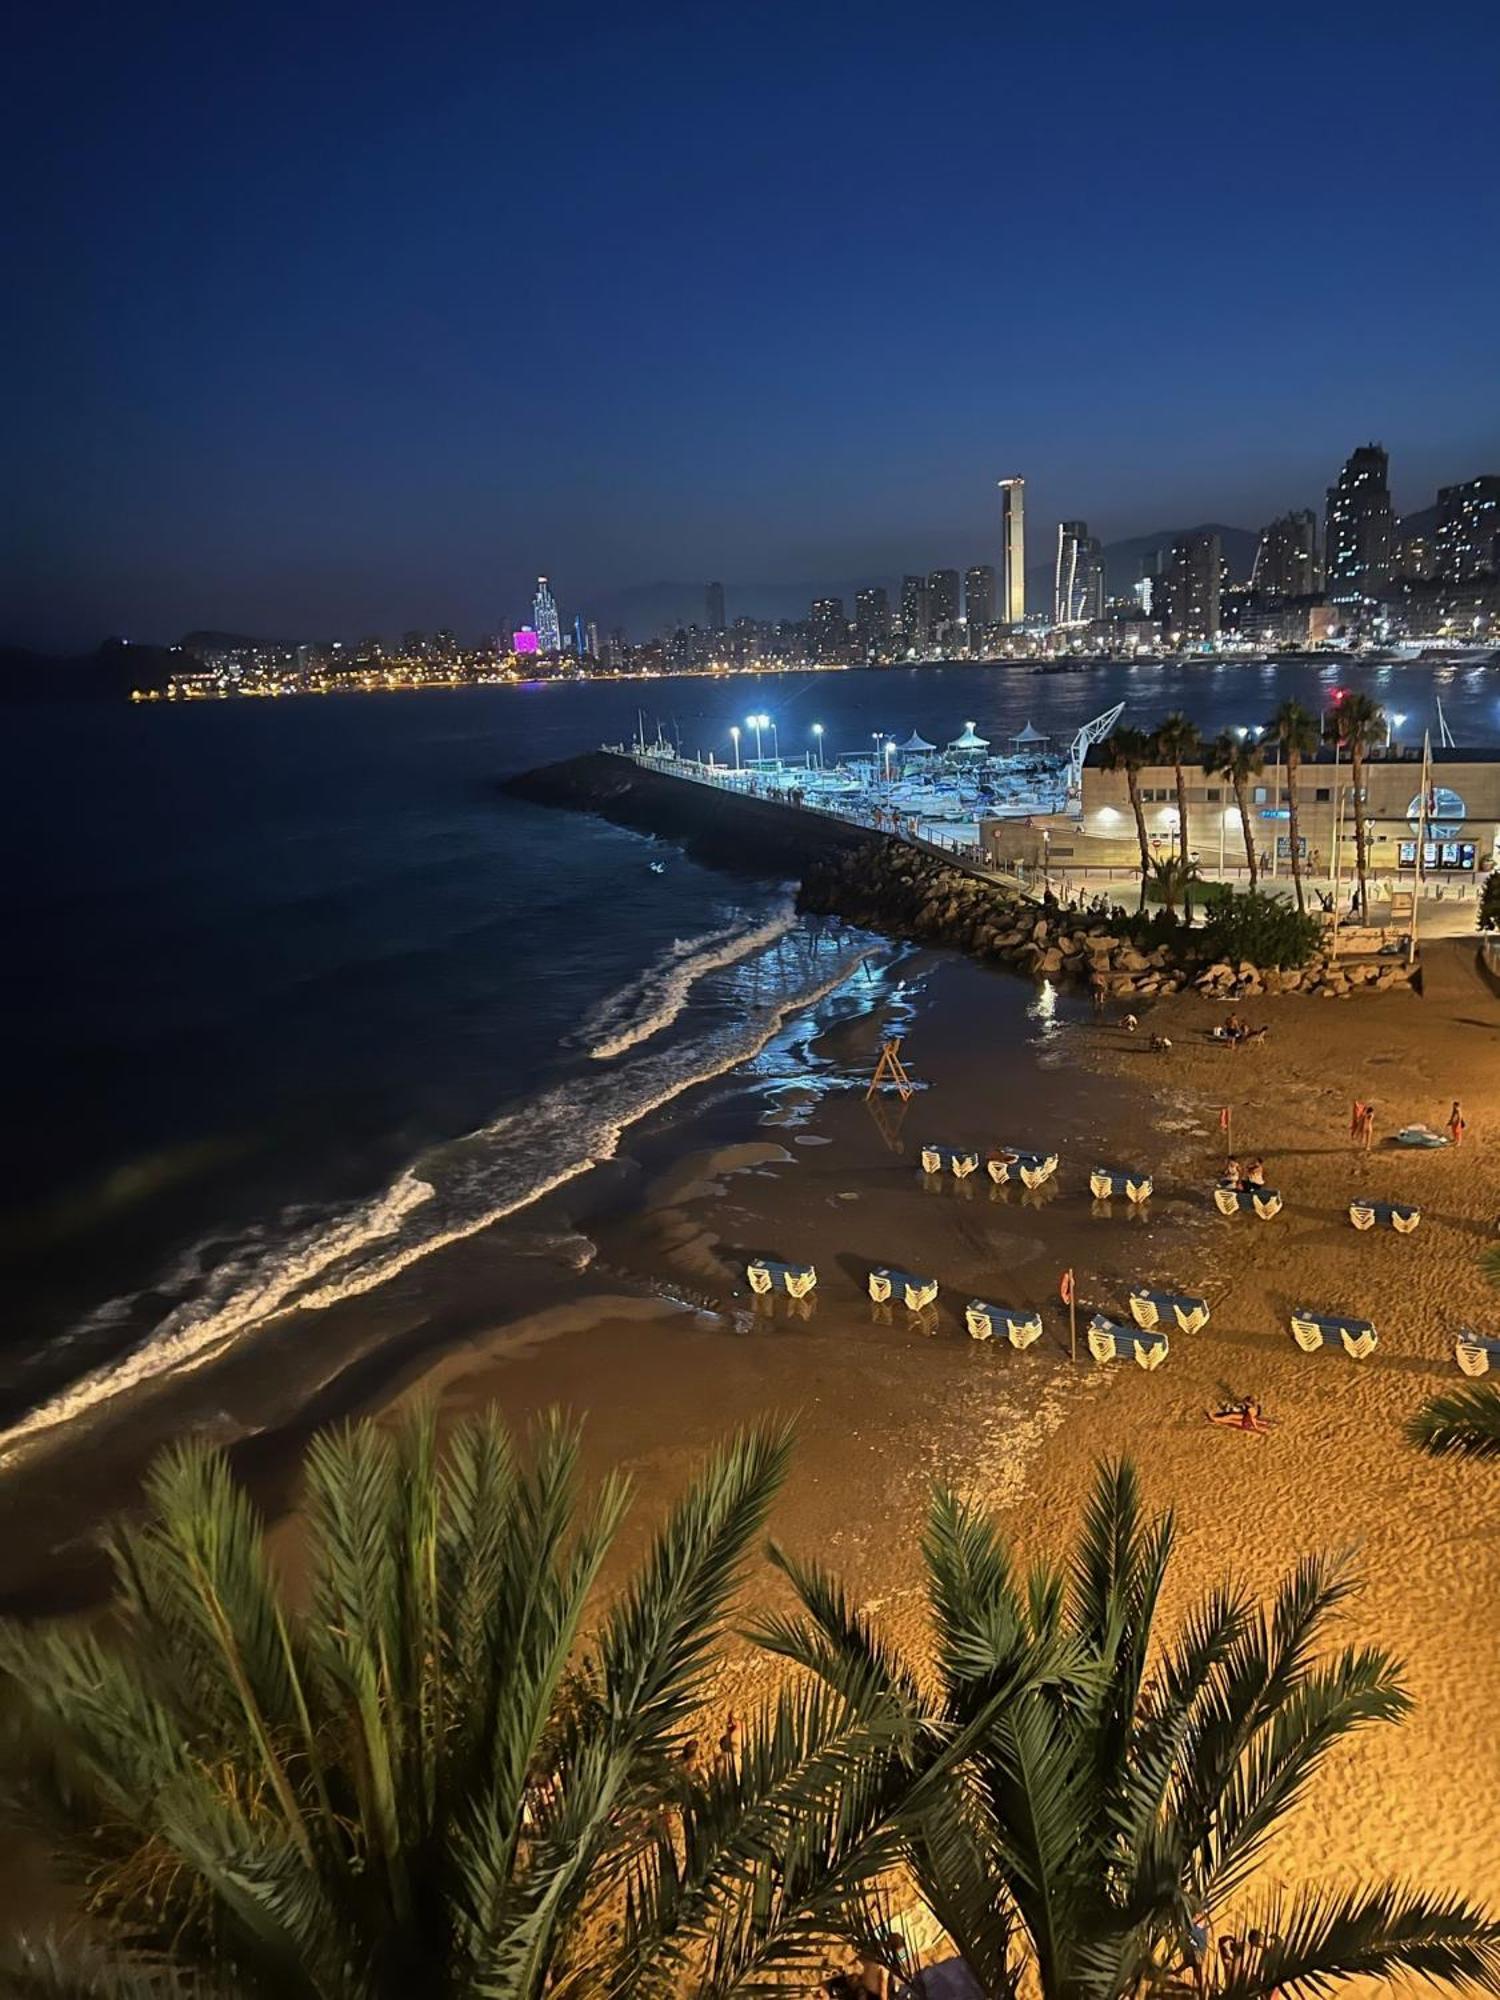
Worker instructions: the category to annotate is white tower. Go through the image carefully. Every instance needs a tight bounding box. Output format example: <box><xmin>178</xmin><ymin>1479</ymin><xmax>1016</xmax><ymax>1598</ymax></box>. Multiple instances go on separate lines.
<box><xmin>998</xmin><ymin>477</ymin><xmax>1026</xmax><ymax>624</ymax></box>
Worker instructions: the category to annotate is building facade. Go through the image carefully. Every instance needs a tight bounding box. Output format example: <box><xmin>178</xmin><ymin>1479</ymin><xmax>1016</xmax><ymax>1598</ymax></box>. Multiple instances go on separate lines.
<box><xmin>998</xmin><ymin>476</ymin><xmax>1026</xmax><ymax>623</ymax></box>
<box><xmin>1011</xmin><ymin>745</ymin><xmax>1500</xmax><ymax>886</ymax></box>
<box><xmin>1325</xmin><ymin>444</ymin><xmax>1394</xmax><ymax>600</ymax></box>
<box><xmin>1163</xmin><ymin>531</ymin><xmax>1221</xmax><ymax>641</ymax></box>
<box><xmin>964</xmin><ymin>564</ymin><xmax>997</xmax><ymax>634</ymax></box>
<box><xmin>855</xmin><ymin>585</ymin><xmax>891</xmax><ymax>650</ymax></box>
<box><xmin>1252</xmin><ymin>510</ymin><xmax>1321</xmax><ymax>598</ymax></box>
<box><xmin>705</xmin><ymin>580</ymin><xmax>727</xmax><ymax>631</ymax></box>
<box><xmin>1435</xmin><ymin>476</ymin><xmax>1500</xmax><ymax>583</ymax></box>
<box><xmin>533</xmin><ymin>576</ymin><xmax>562</xmax><ymax>653</ymax></box>
<box><xmin>1054</xmin><ymin>520</ymin><xmax>1105</xmax><ymax>625</ymax></box>
<box><xmin>900</xmin><ymin>573</ymin><xmax>929</xmax><ymax>649</ymax></box>
<box><xmin>810</xmin><ymin>596</ymin><xmax>848</xmax><ymax>661</ymax></box>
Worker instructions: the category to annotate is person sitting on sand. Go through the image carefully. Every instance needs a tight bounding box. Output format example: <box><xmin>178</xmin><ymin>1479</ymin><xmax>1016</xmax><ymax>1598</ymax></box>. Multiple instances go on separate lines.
<box><xmin>1223</xmin><ymin>1156</ymin><xmax>1243</xmax><ymax>1188</ymax></box>
<box><xmin>1245</xmin><ymin>1157</ymin><xmax>1266</xmax><ymax>1186</ymax></box>
<box><xmin>1150</xmin><ymin>1032</ymin><xmax>1172</xmax><ymax>1052</ymax></box>
<box><xmin>1121</xmin><ymin>1012</ymin><xmax>1139</xmax><ymax>1033</ymax></box>
<box><xmin>1224</xmin><ymin>1012</ymin><xmax>1244</xmax><ymax>1041</ymax></box>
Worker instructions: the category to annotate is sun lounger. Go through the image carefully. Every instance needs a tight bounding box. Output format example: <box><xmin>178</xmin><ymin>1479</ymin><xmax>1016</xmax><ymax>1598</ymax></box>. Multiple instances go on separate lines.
<box><xmin>920</xmin><ymin>1144</ymin><xmax>979</xmax><ymax>1179</ymax></box>
<box><xmin>1393</xmin><ymin>1125</ymin><xmax>1449</xmax><ymax>1149</ymax></box>
<box><xmin>746</xmin><ymin>1257</ymin><xmax>817</xmax><ymax>1298</ymax></box>
<box><xmin>965</xmin><ymin>1300</ymin><xmax>1043</xmax><ymax>1347</ymax></box>
<box><xmin>1090</xmin><ymin>1168</ymin><xmax>1153</xmax><ymax>1203</ymax></box>
<box><xmin>1087</xmin><ymin>1314</ymin><xmax>1169</xmax><ymax>1369</ymax></box>
<box><xmin>1455</xmin><ymin>1328</ymin><xmax>1500</xmax><ymax>1377</ymax></box>
<box><xmin>986</xmin><ymin>1149</ymin><xmax>1058</xmax><ymax>1189</ymax></box>
<box><xmin>1130</xmin><ymin>1287</ymin><xmax>1210</xmax><ymax>1334</ymax></box>
<box><xmin>1213</xmin><ymin>1184</ymin><xmax>1283</xmax><ymax>1219</ymax></box>
<box><xmin>1290</xmin><ymin>1309</ymin><xmax>1378</xmax><ymax>1359</ymax></box>
<box><xmin>869</xmin><ymin>1267</ymin><xmax>939</xmax><ymax>1310</ymax></box>
<box><xmin>1348</xmin><ymin>1199</ymin><xmax>1421</xmax><ymax>1233</ymax></box>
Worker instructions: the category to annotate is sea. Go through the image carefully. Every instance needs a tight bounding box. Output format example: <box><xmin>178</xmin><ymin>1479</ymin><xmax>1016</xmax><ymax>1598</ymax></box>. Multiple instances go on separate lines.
<box><xmin>3</xmin><ymin>655</ymin><xmax>1497</xmax><ymax>1464</ymax></box>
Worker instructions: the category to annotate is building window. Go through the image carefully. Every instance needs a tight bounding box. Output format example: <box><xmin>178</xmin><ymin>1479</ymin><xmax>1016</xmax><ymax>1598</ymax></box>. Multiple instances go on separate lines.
<box><xmin>1315</xmin><ymin>787</ymin><xmax>1331</xmax><ymax>802</ymax></box>
<box><xmin>1252</xmin><ymin>786</ymin><xmax>1269</xmax><ymax>804</ymax></box>
<box><xmin>1206</xmin><ymin>786</ymin><xmax>1222</xmax><ymax>803</ymax></box>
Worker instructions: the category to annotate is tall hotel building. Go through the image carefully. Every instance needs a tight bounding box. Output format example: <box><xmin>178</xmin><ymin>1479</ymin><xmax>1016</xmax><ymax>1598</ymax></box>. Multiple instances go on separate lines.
<box><xmin>998</xmin><ymin>477</ymin><xmax>1026</xmax><ymax>623</ymax></box>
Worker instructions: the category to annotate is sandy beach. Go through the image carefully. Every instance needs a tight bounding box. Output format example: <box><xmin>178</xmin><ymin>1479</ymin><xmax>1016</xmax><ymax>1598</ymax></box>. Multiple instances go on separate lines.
<box><xmin>3</xmin><ymin>935</ymin><xmax>1498</xmax><ymax>1959</ymax></box>
<box><xmin>365</xmin><ymin>936</ymin><xmax>1500</xmax><ymax>1930</ymax></box>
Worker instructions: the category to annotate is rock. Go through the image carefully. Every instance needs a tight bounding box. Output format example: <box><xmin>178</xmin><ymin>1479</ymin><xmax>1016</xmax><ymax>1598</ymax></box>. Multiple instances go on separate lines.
<box><xmin>1037</xmin><ymin>948</ymin><xmax>1065</xmax><ymax>975</ymax></box>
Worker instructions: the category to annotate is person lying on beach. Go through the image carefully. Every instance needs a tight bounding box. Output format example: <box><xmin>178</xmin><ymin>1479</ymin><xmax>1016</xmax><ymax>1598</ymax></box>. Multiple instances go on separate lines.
<box><xmin>1150</xmin><ymin>1032</ymin><xmax>1172</xmax><ymax>1052</ymax></box>
<box><xmin>1121</xmin><ymin>1012</ymin><xmax>1139</xmax><ymax>1033</ymax></box>
<box><xmin>1209</xmin><ymin>1397</ymin><xmax>1275</xmax><ymax>1434</ymax></box>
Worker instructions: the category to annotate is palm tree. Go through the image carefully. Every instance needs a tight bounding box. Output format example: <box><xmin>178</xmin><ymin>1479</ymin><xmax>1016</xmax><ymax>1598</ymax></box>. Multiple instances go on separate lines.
<box><xmin>1406</xmin><ymin>1383</ymin><xmax>1500</xmax><ymax>1459</ymax></box>
<box><xmin>1098</xmin><ymin>726</ymin><xmax>1156</xmax><ymax>910</ymax></box>
<box><xmin>1152</xmin><ymin>713</ymin><xmax>1201</xmax><ymax>874</ymax></box>
<box><xmin>1266</xmin><ymin>700</ymin><xmax>1321</xmax><ymax>913</ymax></box>
<box><xmin>1149</xmin><ymin>853</ymin><xmax>1198</xmax><ymax>917</ymax></box>
<box><xmin>1324</xmin><ymin>693</ymin><xmax>1386</xmax><ymax>921</ymax></box>
<box><xmin>1204</xmin><ymin>732</ymin><xmax>1265</xmax><ymax>886</ymax></box>
<box><xmin>0</xmin><ymin>1412</ymin><xmax>906</xmax><ymax>1998</ymax></box>
<box><xmin>755</xmin><ymin>1458</ymin><xmax>1500</xmax><ymax>2000</ymax></box>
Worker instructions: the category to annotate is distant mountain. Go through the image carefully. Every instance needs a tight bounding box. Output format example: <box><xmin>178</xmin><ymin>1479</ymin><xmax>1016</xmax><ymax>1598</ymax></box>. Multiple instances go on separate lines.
<box><xmin>1094</xmin><ymin>522</ymin><xmax>1260</xmax><ymax>599</ymax></box>
<box><xmin>0</xmin><ymin>639</ymin><xmax>180</xmax><ymax>704</ymax></box>
<box><xmin>179</xmin><ymin>628</ymin><xmax>287</xmax><ymax>653</ymax></box>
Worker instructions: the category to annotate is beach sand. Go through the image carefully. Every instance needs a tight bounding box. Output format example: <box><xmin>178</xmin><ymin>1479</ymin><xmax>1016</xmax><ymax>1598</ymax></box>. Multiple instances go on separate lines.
<box><xmin>3</xmin><ymin>939</ymin><xmax>1497</xmax><ymax>1966</ymax></box>
<box><xmin>376</xmin><ymin>936</ymin><xmax>1500</xmax><ymax>1936</ymax></box>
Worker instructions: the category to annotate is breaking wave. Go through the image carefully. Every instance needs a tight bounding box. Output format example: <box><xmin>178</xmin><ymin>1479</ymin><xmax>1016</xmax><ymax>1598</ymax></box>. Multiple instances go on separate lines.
<box><xmin>581</xmin><ymin>904</ymin><xmax>797</xmax><ymax>1060</ymax></box>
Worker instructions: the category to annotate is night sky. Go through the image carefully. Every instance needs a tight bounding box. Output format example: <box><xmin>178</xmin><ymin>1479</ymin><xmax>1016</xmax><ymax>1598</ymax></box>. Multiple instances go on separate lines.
<box><xmin>8</xmin><ymin>0</ymin><xmax>1499</xmax><ymax>648</ymax></box>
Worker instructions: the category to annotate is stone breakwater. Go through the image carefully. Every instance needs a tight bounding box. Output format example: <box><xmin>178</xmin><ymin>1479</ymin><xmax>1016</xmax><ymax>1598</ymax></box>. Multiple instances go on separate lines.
<box><xmin>506</xmin><ymin>754</ymin><xmax>1417</xmax><ymax>1002</ymax></box>
<box><xmin>798</xmin><ymin>839</ymin><xmax>1419</xmax><ymax>1002</ymax></box>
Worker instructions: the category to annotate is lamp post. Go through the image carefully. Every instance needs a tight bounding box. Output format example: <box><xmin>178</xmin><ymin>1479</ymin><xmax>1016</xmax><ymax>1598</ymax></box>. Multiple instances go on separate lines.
<box><xmin>730</xmin><ymin>725</ymin><xmax>741</xmax><ymax>772</ymax></box>
<box><xmin>884</xmin><ymin>738</ymin><xmax>896</xmax><ymax>782</ymax></box>
<box><xmin>812</xmin><ymin>723</ymin><xmax>824</xmax><ymax>769</ymax></box>
<box><xmin>765</xmin><ymin>715</ymin><xmax>778</xmax><ymax>763</ymax></box>
<box><xmin>746</xmin><ymin>714</ymin><xmax>764</xmax><ymax>763</ymax></box>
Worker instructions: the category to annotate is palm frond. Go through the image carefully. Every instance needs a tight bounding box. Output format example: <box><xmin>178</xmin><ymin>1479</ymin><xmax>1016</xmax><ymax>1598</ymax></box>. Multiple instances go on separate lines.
<box><xmin>1406</xmin><ymin>1384</ymin><xmax>1500</xmax><ymax>1459</ymax></box>
<box><xmin>1213</xmin><ymin>1881</ymin><xmax>1500</xmax><ymax>1998</ymax></box>
<box><xmin>751</xmin><ymin>1546</ymin><xmax>923</xmax><ymax>1723</ymax></box>
<box><xmin>0</xmin><ymin>1937</ymin><xmax>206</xmax><ymax>1998</ymax></box>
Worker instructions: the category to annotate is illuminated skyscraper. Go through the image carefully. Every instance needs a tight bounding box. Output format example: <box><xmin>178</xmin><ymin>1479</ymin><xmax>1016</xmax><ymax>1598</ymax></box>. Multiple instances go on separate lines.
<box><xmin>963</xmin><ymin>564</ymin><xmax>997</xmax><ymax>630</ymax></box>
<box><xmin>1252</xmin><ymin>510</ymin><xmax>1321</xmax><ymax>598</ymax></box>
<box><xmin>1435</xmin><ymin>476</ymin><xmax>1500</xmax><ymax>582</ymax></box>
<box><xmin>998</xmin><ymin>477</ymin><xmax>1026</xmax><ymax>623</ymax></box>
<box><xmin>855</xmin><ymin>585</ymin><xmax>891</xmax><ymax>649</ymax></box>
<box><xmin>900</xmin><ymin>573</ymin><xmax>929</xmax><ymax>648</ymax></box>
<box><xmin>1325</xmin><ymin>445</ymin><xmax>1394</xmax><ymax>600</ymax></box>
<box><xmin>1164</xmin><ymin>531</ymin><xmax>1221</xmax><ymax>641</ymax></box>
<box><xmin>705</xmin><ymin>580</ymin><xmax>727</xmax><ymax>631</ymax></box>
<box><xmin>926</xmin><ymin>568</ymin><xmax>961</xmax><ymax>636</ymax></box>
<box><xmin>810</xmin><ymin>596</ymin><xmax>848</xmax><ymax>661</ymax></box>
<box><xmin>533</xmin><ymin>576</ymin><xmax>562</xmax><ymax>652</ymax></box>
<box><xmin>1054</xmin><ymin>521</ymin><xmax>1104</xmax><ymax>625</ymax></box>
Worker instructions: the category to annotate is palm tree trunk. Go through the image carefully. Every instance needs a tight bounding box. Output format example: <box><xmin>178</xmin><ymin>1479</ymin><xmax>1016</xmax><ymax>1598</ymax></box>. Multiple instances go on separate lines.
<box><xmin>1352</xmin><ymin>747</ymin><xmax>1369</xmax><ymax>919</ymax></box>
<box><xmin>1234</xmin><ymin>775</ymin><xmax>1258</xmax><ymax>887</ymax></box>
<box><xmin>1173</xmin><ymin>764</ymin><xmax>1190</xmax><ymax>869</ymax></box>
<box><xmin>1286</xmin><ymin>753</ymin><xmax>1305</xmax><ymax>912</ymax></box>
<box><xmin>1127</xmin><ymin>772</ymin><xmax>1151</xmax><ymax>912</ymax></box>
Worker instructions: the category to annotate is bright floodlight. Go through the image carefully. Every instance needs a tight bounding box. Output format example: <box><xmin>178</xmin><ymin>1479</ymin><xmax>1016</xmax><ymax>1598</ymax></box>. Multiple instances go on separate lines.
<box><xmin>812</xmin><ymin>722</ymin><xmax>823</xmax><ymax>734</ymax></box>
<box><xmin>1393</xmin><ymin>712</ymin><xmax>1407</xmax><ymax>726</ymax></box>
<box><xmin>885</xmin><ymin>740</ymin><xmax>896</xmax><ymax>752</ymax></box>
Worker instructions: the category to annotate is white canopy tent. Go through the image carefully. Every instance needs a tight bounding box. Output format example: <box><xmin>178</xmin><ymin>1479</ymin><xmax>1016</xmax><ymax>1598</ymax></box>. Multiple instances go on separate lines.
<box><xmin>947</xmin><ymin>721</ymin><xmax>990</xmax><ymax>754</ymax></box>
<box><xmin>1011</xmin><ymin>720</ymin><xmax>1050</xmax><ymax>749</ymax></box>
<box><xmin>898</xmin><ymin>730</ymin><xmax>937</xmax><ymax>754</ymax></box>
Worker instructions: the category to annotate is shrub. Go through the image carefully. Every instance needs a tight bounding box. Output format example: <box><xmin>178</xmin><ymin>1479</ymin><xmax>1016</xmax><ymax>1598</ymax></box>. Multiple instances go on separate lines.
<box><xmin>1198</xmin><ymin>889</ymin><xmax>1323</xmax><ymax>969</ymax></box>
<box><xmin>1479</xmin><ymin>872</ymin><xmax>1500</xmax><ymax>932</ymax></box>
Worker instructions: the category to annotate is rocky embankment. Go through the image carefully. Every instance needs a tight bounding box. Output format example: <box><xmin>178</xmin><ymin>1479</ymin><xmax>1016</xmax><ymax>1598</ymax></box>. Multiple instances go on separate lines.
<box><xmin>799</xmin><ymin>840</ymin><xmax>1418</xmax><ymax>1002</ymax></box>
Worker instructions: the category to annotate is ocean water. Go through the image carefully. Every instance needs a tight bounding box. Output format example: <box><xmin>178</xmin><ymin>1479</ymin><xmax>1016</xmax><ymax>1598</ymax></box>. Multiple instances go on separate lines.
<box><xmin>2</xmin><ymin>658</ymin><xmax>1496</xmax><ymax>1454</ymax></box>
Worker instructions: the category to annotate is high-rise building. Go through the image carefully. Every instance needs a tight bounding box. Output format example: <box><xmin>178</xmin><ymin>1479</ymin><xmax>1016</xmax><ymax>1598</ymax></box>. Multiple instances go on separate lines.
<box><xmin>855</xmin><ymin>585</ymin><xmax>891</xmax><ymax>650</ymax></box>
<box><xmin>1252</xmin><ymin>510</ymin><xmax>1322</xmax><ymax>599</ymax></box>
<box><xmin>900</xmin><ymin>573</ymin><xmax>929</xmax><ymax>649</ymax></box>
<box><xmin>584</xmin><ymin>619</ymin><xmax>600</xmax><ymax>662</ymax></box>
<box><xmin>1164</xmin><ymin>531</ymin><xmax>1222</xmax><ymax>642</ymax></box>
<box><xmin>1054</xmin><ymin>521</ymin><xmax>1104</xmax><ymax>625</ymax></box>
<box><xmin>533</xmin><ymin>576</ymin><xmax>562</xmax><ymax>652</ymax></box>
<box><xmin>1435</xmin><ymin>476</ymin><xmax>1500</xmax><ymax>582</ymax></box>
<box><xmin>810</xmin><ymin>596</ymin><xmax>848</xmax><ymax>661</ymax></box>
<box><xmin>1325</xmin><ymin>444</ymin><xmax>1394</xmax><ymax>600</ymax></box>
<box><xmin>998</xmin><ymin>477</ymin><xmax>1026</xmax><ymax>623</ymax></box>
<box><xmin>963</xmin><ymin>564</ymin><xmax>997</xmax><ymax>632</ymax></box>
<box><xmin>705</xmin><ymin>580</ymin><xmax>727</xmax><ymax>631</ymax></box>
<box><xmin>927</xmin><ymin>570</ymin><xmax>961</xmax><ymax>643</ymax></box>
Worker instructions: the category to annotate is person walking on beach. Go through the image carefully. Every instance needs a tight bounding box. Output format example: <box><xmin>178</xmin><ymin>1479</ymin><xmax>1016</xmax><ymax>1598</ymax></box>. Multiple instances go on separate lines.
<box><xmin>1359</xmin><ymin>1102</ymin><xmax>1377</xmax><ymax>1150</ymax></box>
<box><xmin>1448</xmin><ymin>1099</ymin><xmax>1467</xmax><ymax>1146</ymax></box>
<box><xmin>1350</xmin><ymin>1099</ymin><xmax>1366</xmax><ymax>1143</ymax></box>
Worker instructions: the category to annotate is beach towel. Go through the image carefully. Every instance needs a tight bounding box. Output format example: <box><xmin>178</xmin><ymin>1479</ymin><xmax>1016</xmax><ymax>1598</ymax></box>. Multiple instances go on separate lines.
<box><xmin>1393</xmin><ymin>1125</ymin><xmax>1450</xmax><ymax>1149</ymax></box>
<box><xmin>1091</xmin><ymin>1168</ymin><xmax>1153</xmax><ymax>1203</ymax></box>
<box><xmin>1290</xmin><ymin>1309</ymin><xmax>1378</xmax><ymax>1359</ymax></box>
<box><xmin>1087</xmin><ymin>1314</ymin><xmax>1169</xmax><ymax>1369</ymax></box>
<box><xmin>1130</xmin><ymin>1287</ymin><xmax>1211</xmax><ymax>1334</ymax></box>
<box><xmin>746</xmin><ymin>1257</ymin><xmax>817</xmax><ymax>1298</ymax></box>
<box><xmin>869</xmin><ymin>1267</ymin><xmax>940</xmax><ymax>1311</ymax></box>
<box><xmin>965</xmin><ymin>1301</ymin><xmax>1044</xmax><ymax>1347</ymax></box>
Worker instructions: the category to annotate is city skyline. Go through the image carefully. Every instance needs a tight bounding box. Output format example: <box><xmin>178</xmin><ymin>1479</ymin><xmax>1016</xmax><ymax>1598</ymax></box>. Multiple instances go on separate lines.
<box><xmin>7</xmin><ymin>0</ymin><xmax>1499</xmax><ymax>651</ymax></box>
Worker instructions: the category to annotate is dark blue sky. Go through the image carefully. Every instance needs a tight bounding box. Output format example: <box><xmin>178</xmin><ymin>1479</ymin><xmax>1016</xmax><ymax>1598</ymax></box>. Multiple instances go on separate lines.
<box><xmin>7</xmin><ymin>0</ymin><xmax>1499</xmax><ymax>648</ymax></box>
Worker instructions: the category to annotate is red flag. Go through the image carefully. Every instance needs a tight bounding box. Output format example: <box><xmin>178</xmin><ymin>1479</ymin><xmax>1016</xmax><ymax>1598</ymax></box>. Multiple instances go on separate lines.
<box><xmin>1219</xmin><ymin>1106</ymin><xmax>1231</xmax><ymax>1132</ymax></box>
<box><xmin>1059</xmin><ymin>1269</ymin><xmax>1074</xmax><ymax>1306</ymax></box>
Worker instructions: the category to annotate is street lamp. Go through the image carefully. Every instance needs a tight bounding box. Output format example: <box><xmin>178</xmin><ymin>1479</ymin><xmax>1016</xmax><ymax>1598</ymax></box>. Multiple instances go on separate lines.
<box><xmin>812</xmin><ymin>722</ymin><xmax>824</xmax><ymax>769</ymax></box>
<box><xmin>746</xmin><ymin>714</ymin><xmax>764</xmax><ymax>762</ymax></box>
<box><xmin>884</xmin><ymin>738</ymin><xmax>896</xmax><ymax>781</ymax></box>
<box><xmin>1391</xmin><ymin>711</ymin><xmax>1407</xmax><ymax>749</ymax></box>
<box><xmin>730</xmin><ymin>725</ymin><xmax>741</xmax><ymax>771</ymax></box>
<box><xmin>764</xmin><ymin>714</ymin><xmax>778</xmax><ymax>762</ymax></box>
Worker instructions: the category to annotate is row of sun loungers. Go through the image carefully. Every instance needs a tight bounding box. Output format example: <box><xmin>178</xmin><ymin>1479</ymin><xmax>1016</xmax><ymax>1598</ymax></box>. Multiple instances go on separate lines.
<box><xmin>920</xmin><ymin>1144</ymin><xmax>1060</xmax><ymax>1189</ymax></box>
